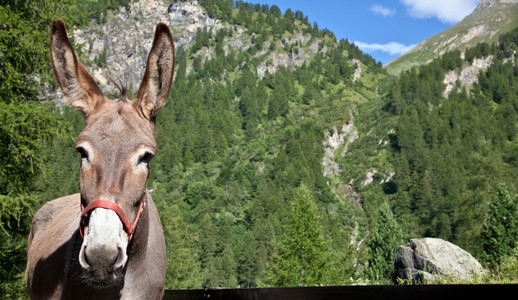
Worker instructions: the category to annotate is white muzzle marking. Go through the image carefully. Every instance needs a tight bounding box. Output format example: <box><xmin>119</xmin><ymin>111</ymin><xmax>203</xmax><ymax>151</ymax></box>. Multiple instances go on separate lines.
<box><xmin>79</xmin><ymin>208</ymin><xmax>128</xmax><ymax>275</ymax></box>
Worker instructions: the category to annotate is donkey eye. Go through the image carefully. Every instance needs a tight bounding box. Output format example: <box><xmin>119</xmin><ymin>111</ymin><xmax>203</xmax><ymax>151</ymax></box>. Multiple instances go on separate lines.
<box><xmin>76</xmin><ymin>147</ymin><xmax>89</xmax><ymax>161</ymax></box>
<box><xmin>138</xmin><ymin>152</ymin><xmax>154</xmax><ymax>166</ymax></box>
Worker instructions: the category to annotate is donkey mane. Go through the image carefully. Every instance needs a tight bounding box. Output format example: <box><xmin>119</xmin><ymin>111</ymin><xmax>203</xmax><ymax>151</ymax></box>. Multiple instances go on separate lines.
<box><xmin>106</xmin><ymin>74</ymin><xmax>129</xmax><ymax>103</ymax></box>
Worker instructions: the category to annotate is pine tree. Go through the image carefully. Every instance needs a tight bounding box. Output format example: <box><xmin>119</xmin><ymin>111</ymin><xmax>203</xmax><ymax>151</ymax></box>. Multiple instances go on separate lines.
<box><xmin>155</xmin><ymin>196</ymin><xmax>203</xmax><ymax>289</ymax></box>
<box><xmin>264</xmin><ymin>185</ymin><xmax>332</xmax><ymax>287</ymax></box>
<box><xmin>366</xmin><ymin>202</ymin><xmax>404</xmax><ymax>282</ymax></box>
<box><xmin>0</xmin><ymin>2</ymin><xmax>81</xmax><ymax>296</ymax></box>
<box><xmin>482</xmin><ymin>183</ymin><xmax>518</xmax><ymax>270</ymax></box>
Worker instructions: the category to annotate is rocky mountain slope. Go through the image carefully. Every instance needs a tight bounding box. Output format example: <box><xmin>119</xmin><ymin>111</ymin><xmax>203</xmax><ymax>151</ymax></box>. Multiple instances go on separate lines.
<box><xmin>70</xmin><ymin>0</ymin><xmax>338</xmax><ymax>97</ymax></box>
<box><xmin>386</xmin><ymin>0</ymin><xmax>518</xmax><ymax>75</ymax></box>
<box><xmin>72</xmin><ymin>0</ymin><xmax>220</xmax><ymax>95</ymax></box>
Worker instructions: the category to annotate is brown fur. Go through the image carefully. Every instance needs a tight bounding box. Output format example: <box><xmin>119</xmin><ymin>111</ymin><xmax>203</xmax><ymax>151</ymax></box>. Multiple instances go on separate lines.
<box><xmin>26</xmin><ymin>20</ymin><xmax>175</xmax><ymax>299</ymax></box>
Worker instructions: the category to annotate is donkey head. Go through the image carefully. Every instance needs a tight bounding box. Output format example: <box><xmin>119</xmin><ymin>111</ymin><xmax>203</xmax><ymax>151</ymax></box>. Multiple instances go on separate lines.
<box><xmin>50</xmin><ymin>20</ymin><xmax>174</xmax><ymax>286</ymax></box>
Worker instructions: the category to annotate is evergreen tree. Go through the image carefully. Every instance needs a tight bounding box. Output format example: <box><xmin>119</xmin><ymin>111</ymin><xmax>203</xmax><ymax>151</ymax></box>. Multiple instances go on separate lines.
<box><xmin>482</xmin><ymin>183</ymin><xmax>518</xmax><ymax>270</ymax></box>
<box><xmin>365</xmin><ymin>202</ymin><xmax>403</xmax><ymax>282</ymax></box>
<box><xmin>0</xmin><ymin>1</ymin><xmax>80</xmax><ymax>296</ymax></box>
<box><xmin>161</xmin><ymin>202</ymin><xmax>203</xmax><ymax>289</ymax></box>
<box><xmin>264</xmin><ymin>185</ymin><xmax>332</xmax><ymax>287</ymax></box>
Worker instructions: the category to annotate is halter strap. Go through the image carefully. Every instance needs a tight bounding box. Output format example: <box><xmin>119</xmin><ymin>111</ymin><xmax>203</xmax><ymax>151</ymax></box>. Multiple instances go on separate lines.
<box><xmin>80</xmin><ymin>198</ymin><xmax>145</xmax><ymax>242</ymax></box>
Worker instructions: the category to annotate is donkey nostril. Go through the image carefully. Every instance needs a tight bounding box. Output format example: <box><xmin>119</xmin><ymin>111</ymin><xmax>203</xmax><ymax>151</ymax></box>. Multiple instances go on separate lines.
<box><xmin>113</xmin><ymin>246</ymin><xmax>127</xmax><ymax>270</ymax></box>
<box><xmin>83</xmin><ymin>247</ymin><xmax>91</xmax><ymax>265</ymax></box>
<box><xmin>83</xmin><ymin>244</ymin><xmax>119</xmax><ymax>269</ymax></box>
<box><xmin>79</xmin><ymin>244</ymin><xmax>91</xmax><ymax>270</ymax></box>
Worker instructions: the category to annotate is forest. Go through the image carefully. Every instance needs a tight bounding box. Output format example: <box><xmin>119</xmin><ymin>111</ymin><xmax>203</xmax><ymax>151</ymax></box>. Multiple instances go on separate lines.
<box><xmin>1</xmin><ymin>0</ymin><xmax>518</xmax><ymax>297</ymax></box>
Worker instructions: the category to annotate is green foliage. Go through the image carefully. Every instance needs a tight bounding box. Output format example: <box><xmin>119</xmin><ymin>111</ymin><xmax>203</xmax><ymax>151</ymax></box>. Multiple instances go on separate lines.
<box><xmin>80</xmin><ymin>0</ymin><xmax>132</xmax><ymax>25</ymax></box>
<box><xmin>0</xmin><ymin>0</ymin><xmax>80</xmax><ymax>104</ymax></box>
<box><xmin>482</xmin><ymin>183</ymin><xmax>518</xmax><ymax>270</ymax></box>
<box><xmin>0</xmin><ymin>102</ymin><xmax>64</xmax><ymax>194</ymax></box>
<box><xmin>264</xmin><ymin>185</ymin><xmax>335</xmax><ymax>287</ymax></box>
<box><xmin>0</xmin><ymin>194</ymin><xmax>32</xmax><ymax>298</ymax></box>
<box><xmin>365</xmin><ymin>202</ymin><xmax>403</xmax><ymax>282</ymax></box>
<box><xmin>495</xmin><ymin>247</ymin><xmax>518</xmax><ymax>282</ymax></box>
<box><xmin>0</xmin><ymin>1</ymin><xmax>82</xmax><ymax>296</ymax></box>
<box><xmin>153</xmin><ymin>190</ymin><xmax>204</xmax><ymax>289</ymax></box>
<box><xmin>0</xmin><ymin>101</ymin><xmax>66</xmax><ymax>299</ymax></box>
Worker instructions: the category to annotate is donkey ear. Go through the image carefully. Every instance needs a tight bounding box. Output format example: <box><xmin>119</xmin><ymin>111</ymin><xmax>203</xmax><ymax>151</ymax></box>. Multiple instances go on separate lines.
<box><xmin>135</xmin><ymin>23</ymin><xmax>175</xmax><ymax>120</ymax></box>
<box><xmin>50</xmin><ymin>19</ymin><xmax>104</xmax><ymax>116</ymax></box>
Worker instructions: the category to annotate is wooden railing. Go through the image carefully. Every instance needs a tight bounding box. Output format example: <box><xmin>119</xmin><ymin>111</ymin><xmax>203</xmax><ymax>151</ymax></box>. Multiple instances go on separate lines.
<box><xmin>164</xmin><ymin>284</ymin><xmax>517</xmax><ymax>299</ymax></box>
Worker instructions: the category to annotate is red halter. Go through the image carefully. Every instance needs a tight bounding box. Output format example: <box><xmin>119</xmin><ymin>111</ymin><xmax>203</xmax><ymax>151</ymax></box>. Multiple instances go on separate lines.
<box><xmin>80</xmin><ymin>198</ymin><xmax>145</xmax><ymax>242</ymax></box>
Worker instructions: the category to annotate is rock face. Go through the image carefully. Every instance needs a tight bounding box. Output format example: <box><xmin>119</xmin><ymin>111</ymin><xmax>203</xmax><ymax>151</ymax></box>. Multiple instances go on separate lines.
<box><xmin>322</xmin><ymin>120</ymin><xmax>358</xmax><ymax>177</ymax></box>
<box><xmin>442</xmin><ymin>55</ymin><xmax>493</xmax><ymax>98</ymax></box>
<box><xmin>393</xmin><ymin>238</ymin><xmax>485</xmax><ymax>283</ymax></box>
<box><xmin>73</xmin><ymin>0</ymin><xmax>220</xmax><ymax>96</ymax></box>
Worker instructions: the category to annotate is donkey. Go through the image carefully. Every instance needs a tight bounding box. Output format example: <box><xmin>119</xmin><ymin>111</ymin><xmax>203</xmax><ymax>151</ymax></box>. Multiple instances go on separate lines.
<box><xmin>26</xmin><ymin>19</ymin><xmax>174</xmax><ymax>299</ymax></box>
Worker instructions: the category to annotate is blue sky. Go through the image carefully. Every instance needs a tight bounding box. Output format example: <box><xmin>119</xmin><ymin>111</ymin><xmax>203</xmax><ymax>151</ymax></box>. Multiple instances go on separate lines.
<box><xmin>255</xmin><ymin>0</ymin><xmax>480</xmax><ymax>65</ymax></box>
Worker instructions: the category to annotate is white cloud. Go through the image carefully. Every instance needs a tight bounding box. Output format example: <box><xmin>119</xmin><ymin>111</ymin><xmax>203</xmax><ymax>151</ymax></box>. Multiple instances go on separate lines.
<box><xmin>353</xmin><ymin>41</ymin><xmax>416</xmax><ymax>55</ymax></box>
<box><xmin>370</xmin><ymin>4</ymin><xmax>396</xmax><ymax>17</ymax></box>
<box><xmin>401</xmin><ymin>0</ymin><xmax>479</xmax><ymax>23</ymax></box>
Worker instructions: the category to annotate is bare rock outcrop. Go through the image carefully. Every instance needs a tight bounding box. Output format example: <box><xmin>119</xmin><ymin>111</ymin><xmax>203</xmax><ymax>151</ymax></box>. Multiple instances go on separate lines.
<box><xmin>322</xmin><ymin>120</ymin><xmax>358</xmax><ymax>177</ymax></box>
<box><xmin>443</xmin><ymin>55</ymin><xmax>493</xmax><ymax>98</ymax></box>
<box><xmin>393</xmin><ymin>238</ymin><xmax>485</xmax><ymax>283</ymax></box>
<box><xmin>73</xmin><ymin>0</ymin><xmax>219</xmax><ymax>96</ymax></box>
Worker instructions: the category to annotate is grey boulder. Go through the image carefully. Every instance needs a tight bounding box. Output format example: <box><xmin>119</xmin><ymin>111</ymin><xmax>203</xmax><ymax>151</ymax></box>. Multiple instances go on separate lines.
<box><xmin>393</xmin><ymin>238</ymin><xmax>485</xmax><ymax>283</ymax></box>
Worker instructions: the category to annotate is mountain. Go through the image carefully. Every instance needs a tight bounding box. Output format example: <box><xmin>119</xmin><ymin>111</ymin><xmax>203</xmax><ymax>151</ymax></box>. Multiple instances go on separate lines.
<box><xmin>386</xmin><ymin>0</ymin><xmax>518</xmax><ymax>75</ymax></box>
